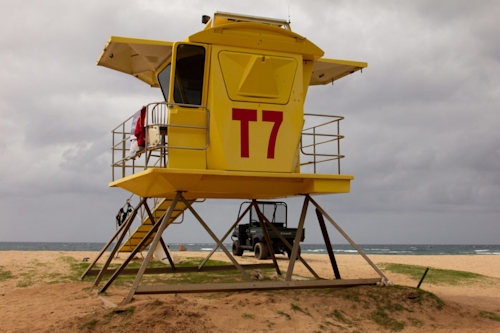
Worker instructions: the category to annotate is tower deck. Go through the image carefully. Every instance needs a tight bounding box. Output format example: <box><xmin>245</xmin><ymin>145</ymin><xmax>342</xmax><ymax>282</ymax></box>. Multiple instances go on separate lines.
<box><xmin>109</xmin><ymin>168</ymin><xmax>353</xmax><ymax>200</ymax></box>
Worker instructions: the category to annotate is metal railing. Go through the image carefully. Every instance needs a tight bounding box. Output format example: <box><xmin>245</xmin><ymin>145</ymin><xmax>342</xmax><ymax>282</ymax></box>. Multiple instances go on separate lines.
<box><xmin>111</xmin><ymin>105</ymin><xmax>343</xmax><ymax>180</ymax></box>
<box><xmin>300</xmin><ymin>113</ymin><xmax>344</xmax><ymax>174</ymax></box>
<box><xmin>111</xmin><ymin>102</ymin><xmax>209</xmax><ymax>181</ymax></box>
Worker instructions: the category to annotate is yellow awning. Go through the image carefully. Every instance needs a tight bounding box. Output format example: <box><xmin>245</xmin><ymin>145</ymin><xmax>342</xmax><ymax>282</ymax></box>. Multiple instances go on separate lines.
<box><xmin>96</xmin><ymin>36</ymin><xmax>173</xmax><ymax>87</ymax></box>
<box><xmin>310</xmin><ymin>58</ymin><xmax>367</xmax><ymax>85</ymax></box>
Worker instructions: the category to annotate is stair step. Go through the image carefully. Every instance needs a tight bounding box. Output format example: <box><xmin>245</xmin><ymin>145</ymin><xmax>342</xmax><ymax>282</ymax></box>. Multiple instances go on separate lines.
<box><xmin>118</xmin><ymin>198</ymin><xmax>198</xmax><ymax>253</ymax></box>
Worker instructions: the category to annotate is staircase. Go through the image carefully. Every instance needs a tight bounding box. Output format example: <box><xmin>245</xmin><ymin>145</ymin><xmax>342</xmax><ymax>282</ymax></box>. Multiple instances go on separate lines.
<box><xmin>118</xmin><ymin>198</ymin><xmax>195</xmax><ymax>253</ymax></box>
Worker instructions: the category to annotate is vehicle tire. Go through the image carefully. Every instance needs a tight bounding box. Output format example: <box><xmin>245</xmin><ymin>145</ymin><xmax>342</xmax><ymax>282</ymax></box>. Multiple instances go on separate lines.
<box><xmin>286</xmin><ymin>245</ymin><xmax>301</xmax><ymax>259</ymax></box>
<box><xmin>254</xmin><ymin>242</ymin><xmax>269</xmax><ymax>260</ymax></box>
<box><xmin>232</xmin><ymin>240</ymin><xmax>244</xmax><ymax>256</ymax></box>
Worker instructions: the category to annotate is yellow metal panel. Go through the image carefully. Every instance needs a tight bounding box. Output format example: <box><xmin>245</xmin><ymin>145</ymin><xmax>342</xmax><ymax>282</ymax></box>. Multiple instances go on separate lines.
<box><xmin>109</xmin><ymin>168</ymin><xmax>353</xmax><ymax>199</ymax></box>
<box><xmin>310</xmin><ymin>58</ymin><xmax>367</xmax><ymax>85</ymax></box>
<box><xmin>302</xmin><ymin>60</ymin><xmax>315</xmax><ymax>99</ymax></box>
<box><xmin>218</xmin><ymin>51</ymin><xmax>297</xmax><ymax>104</ymax></box>
<box><xmin>167</xmin><ymin>106</ymin><xmax>207</xmax><ymax>169</ymax></box>
<box><xmin>187</xmin><ymin>23</ymin><xmax>324</xmax><ymax>61</ymax></box>
<box><xmin>207</xmin><ymin>45</ymin><xmax>304</xmax><ymax>173</ymax></box>
<box><xmin>96</xmin><ymin>36</ymin><xmax>173</xmax><ymax>87</ymax></box>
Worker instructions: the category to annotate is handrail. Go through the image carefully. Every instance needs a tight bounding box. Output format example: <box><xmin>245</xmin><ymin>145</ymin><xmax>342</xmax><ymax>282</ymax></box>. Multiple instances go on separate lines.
<box><xmin>111</xmin><ymin>115</ymin><xmax>134</xmax><ymax>133</ymax></box>
<box><xmin>111</xmin><ymin>102</ymin><xmax>210</xmax><ymax>181</ymax></box>
<box><xmin>300</xmin><ymin>113</ymin><xmax>344</xmax><ymax>174</ymax></box>
<box><xmin>111</xmin><ymin>105</ymin><xmax>342</xmax><ymax>180</ymax></box>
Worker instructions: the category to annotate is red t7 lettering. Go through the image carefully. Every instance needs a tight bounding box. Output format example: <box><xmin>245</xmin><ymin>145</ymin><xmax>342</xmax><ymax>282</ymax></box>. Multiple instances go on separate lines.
<box><xmin>262</xmin><ymin>111</ymin><xmax>283</xmax><ymax>159</ymax></box>
<box><xmin>232</xmin><ymin>109</ymin><xmax>283</xmax><ymax>159</ymax></box>
<box><xmin>232</xmin><ymin>108</ymin><xmax>257</xmax><ymax>158</ymax></box>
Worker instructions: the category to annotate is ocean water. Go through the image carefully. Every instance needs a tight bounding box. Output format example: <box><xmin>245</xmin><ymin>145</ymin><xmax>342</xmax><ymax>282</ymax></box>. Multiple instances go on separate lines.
<box><xmin>0</xmin><ymin>242</ymin><xmax>499</xmax><ymax>255</ymax></box>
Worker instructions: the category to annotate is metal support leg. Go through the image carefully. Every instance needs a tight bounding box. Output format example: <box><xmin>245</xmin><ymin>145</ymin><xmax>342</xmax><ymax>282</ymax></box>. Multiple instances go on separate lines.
<box><xmin>198</xmin><ymin>203</ymin><xmax>252</xmax><ymax>270</ymax></box>
<box><xmin>92</xmin><ymin>198</ymin><xmax>146</xmax><ymax>287</ymax></box>
<box><xmin>259</xmin><ymin>210</ymin><xmax>320</xmax><ymax>279</ymax></box>
<box><xmin>285</xmin><ymin>196</ymin><xmax>309</xmax><ymax>281</ymax></box>
<box><xmin>144</xmin><ymin>202</ymin><xmax>176</xmax><ymax>269</ymax></box>
<box><xmin>316</xmin><ymin>208</ymin><xmax>341</xmax><ymax>279</ymax></box>
<box><xmin>252</xmin><ymin>201</ymin><xmax>281</xmax><ymax>275</ymax></box>
<box><xmin>180</xmin><ymin>196</ymin><xmax>251</xmax><ymax>282</ymax></box>
<box><xmin>123</xmin><ymin>192</ymin><xmax>182</xmax><ymax>304</ymax></box>
<box><xmin>308</xmin><ymin>195</ymin><xmax>387</xmax><ymax>280</ymax></box>
<box><xmin>159</xmin><ymin>239</ymin><xmax>176</xmax><ymax>268</ymax></box>
<box><xmin>79</xmin><ymin>198</ymin><xmax>141</xmax><ymax>281</ymax></box>
<box><xmin>99</xmin><ymin>208</ymin><xmax>170</xmax><ymax>293</ymax></box>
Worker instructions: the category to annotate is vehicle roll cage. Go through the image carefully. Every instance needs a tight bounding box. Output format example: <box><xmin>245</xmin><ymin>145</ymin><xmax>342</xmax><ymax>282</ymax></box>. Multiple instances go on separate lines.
<box><xmin>237</xmin><ymin>201</ymin><xmax>288</xmax><ymax>227</ymax></box>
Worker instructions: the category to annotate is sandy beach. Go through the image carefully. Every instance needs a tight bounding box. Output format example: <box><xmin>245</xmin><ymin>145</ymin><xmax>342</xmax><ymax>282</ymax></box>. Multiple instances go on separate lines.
<box><xmin>1</xmin><ymin>251</ymin><xmax>499</xmax><ymax>332</ymax></box>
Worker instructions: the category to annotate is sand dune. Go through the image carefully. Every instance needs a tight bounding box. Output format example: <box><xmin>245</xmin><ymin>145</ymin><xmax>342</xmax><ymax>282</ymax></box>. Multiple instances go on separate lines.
<box><xmin>1</xmin><ymin>251</ymin><xmax>499</xmax><ymax>332</ymax></box>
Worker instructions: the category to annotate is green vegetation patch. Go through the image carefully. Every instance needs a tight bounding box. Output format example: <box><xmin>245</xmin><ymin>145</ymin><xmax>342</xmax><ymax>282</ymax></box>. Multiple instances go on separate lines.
<box><xmin>290</xmin><ymin>303</ymin><xmax>312</xmax><ymax>317</ymax></box>
<box><xmin>242</xmin><ymin>313</ymin><xmax>255</xmax><ymax>319</ymax></box>
<box><xmin>58</xmin><ymin>256</ymin><xmax>90</xmax><ymax>281</ymax></box>
<box><xmin>379</xmin><ymin>263</ymin><xmax>497</xmax><ymax>286</ymax></box>
<box><xmin>28</xmin><ymin>260</ymin><xmax>48</xmax><ymax>267</ymax></box>
<box><xmin>327</xmin><ymin>309</ymin><xmax>351</xmax><ymax>324</ymax></box>
<box><xmin>78</xmin><ymin>319</ymin><xmax>98</xmax><ymax>330</ymax></box>
<box><xmin>417</xmin><ymin>288</ymin><xmax>445</xmax><ymax>310</ymax></box>
<box><xmin>0</xmin><ymin>266</ymin><xmax>13</xmax><ymax>282</ymax></box>
<box><xmin>16</xmin><ymin>270</ymin><xmax>36</xmax><ymax>288</ymax></box>
<box><xmin>132</xmin><ymin>257</ymin><xmax>278</xmax><ymax>287</ymax></box>
<box><xmin>100</xmin><ymin>306</ymin><xmax>136</xmax><ymax>326</ymax></box>
<box><xmin>277</xmin><ymin>310</ymin><xmax>291</xmax><ymax>319</ymax></box>
<box><xmin>370</xmin><ymin>308</ymin><xmax>406</xmax><ymax>332</ymax></box>
<box><xmin>7</xmin><ymin>256</ymin><xmax>92</xmax><ymax>287</ymax></box>
<box><xmin>479</xmin><ymin>311</ymin><xmax>500</xmax><ymax>322</ymax></box>
<box><xmin>82</xmin><ymin>256</ymin><xmax>281</xmax><ymax>288</ymax></box>
<box><xmin>408</xmin><ymin>317</ymin><xmax>424</xmax><ymax>327</ymax></box>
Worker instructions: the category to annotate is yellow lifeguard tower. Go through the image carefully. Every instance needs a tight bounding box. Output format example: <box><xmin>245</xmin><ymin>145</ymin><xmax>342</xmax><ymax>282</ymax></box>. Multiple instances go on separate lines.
<box><xmin>81</xmin><ymin>12</ymin><xmax>389</xmax><ymax>304</ymax></box>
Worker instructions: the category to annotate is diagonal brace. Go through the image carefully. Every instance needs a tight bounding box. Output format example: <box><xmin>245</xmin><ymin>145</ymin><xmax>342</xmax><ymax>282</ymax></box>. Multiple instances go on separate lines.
<box><xmin>285</xmin><ymin>195</ymin><xmax>309</xmax><ymax>281</ymax></box>
<box><xmin>257</xmin><ymin>202</ymin><xmax>320</xmax><ymax>280</ymax></box>
<box><xmin>123</xmin><ymin>192</ymin><xmax>182</xmax><ymax>304</ymax></box>
<box><xmin>100</xmin><ymin>195</ymin><xmax>178</xmax><ymax>293</ymax></box>
<box><xmin>79</xmin><ymin>198</ymin><xmax>144</xmax><ymax>281</ymax></box>
<box><xmin>92</xmin><ymin>197</ymin><xmax>146</xmax><ymax>287</ymax></box>
<box><xmin>308</xmin><ymin>195</ymin><xmax>387</xmax><ymax>280</ymax></box>
<box><xmin>180</xmin><ymin>196</ymin><xmax>251</xmax><ymax>282</ymax></box>
<box><xmin>198</xmin><ymin>203</ymin><xmax>252</xmax><ymax>270</ymax></box>
<box><xmin>143</xmin><ymin>201</ymin><xmax>176</xmax><ymax>269</ymax></box>
<box><xmin>252</xmin><ymin>200</ymin><xmax>281</xmax><ymax>275</ymax></box>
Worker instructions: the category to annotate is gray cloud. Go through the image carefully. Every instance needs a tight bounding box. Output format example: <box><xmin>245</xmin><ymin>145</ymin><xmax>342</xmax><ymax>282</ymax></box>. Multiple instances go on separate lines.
<box><xmin>0</xmin><ymin>0</ymin><xmax>499</xmax><ymax>244</ymax></box>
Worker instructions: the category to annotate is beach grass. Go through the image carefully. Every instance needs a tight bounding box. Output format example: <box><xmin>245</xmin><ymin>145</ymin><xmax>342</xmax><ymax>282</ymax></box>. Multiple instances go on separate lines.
<box><xmin>277</xmin><ymin>310</ymin><xmax>291</xmax><ymax>319</ymax></box>
<box><xmin>291</xmin><ymin>303</ymin><xmax>312</xmax><ymax>317</ymax></box>
<box><xmin>5</xmin><ymin>255</ymin><xmax>283</xmax><ymax>288</ymax></box>
<box><xmin>327</xmin><ymin>309</ymin><xmax>351</xmax><ymax>324</ymax></box>
<box><xmin>0</xmin><ymin>266</ymin><xmax>13</xmax><ymax>282</ymax></box>
<box><xmin>242</xmin><ymin>313</ymin><xmax>255</xmax><ymax>319</ymax></box>
<box><xmin>379</xmin><ymin>263</ymin><xmax>498</xmax><ymax>286</ymax></box>
<box><xmin>78</xmin><ymin>319</ymin><xmax>98</xmax><ymax>330</ymax></box>
<box><xmin>137</xmin><ymin>257</ymin><xmax>278</xmax><ymax>286</ymax></box>
<box><xmin>479</xmin><ymin>311</ymin><xmax>500</xmax><ymax>322</ymax></box>
<box><xmin>370</xmin><ymin>308</ymin><xmax>406</xmax><ymax>332</ymax></box>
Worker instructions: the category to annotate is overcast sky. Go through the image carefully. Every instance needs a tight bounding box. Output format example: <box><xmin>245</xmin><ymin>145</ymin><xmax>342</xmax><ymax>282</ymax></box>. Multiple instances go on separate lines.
<box><xmin>0</xmin><ymin>0</ymin><xmax>499</xmax><ymax>245</ymax></box>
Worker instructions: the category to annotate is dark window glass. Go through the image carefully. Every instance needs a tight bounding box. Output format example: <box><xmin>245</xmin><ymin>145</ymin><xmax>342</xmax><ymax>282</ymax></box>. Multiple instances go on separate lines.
<box><xmin>173</xmin><ymin>44</ymin><xmax>205</xmax><ymax>105</ymax></box>
<box><xmin>158</xmin><ymin>63</ymin><xmax>171</xmax><ymax>101</ymax></box>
